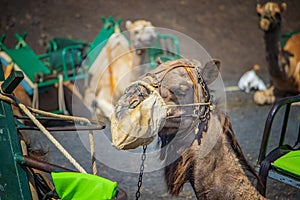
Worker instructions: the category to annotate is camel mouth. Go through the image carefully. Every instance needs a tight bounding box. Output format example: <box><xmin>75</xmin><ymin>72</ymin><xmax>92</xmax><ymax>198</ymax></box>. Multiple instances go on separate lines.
<box><xmin>111</xmin><ymin>81</ymin><xmax>168</xmax><ymax>150</ymax></box>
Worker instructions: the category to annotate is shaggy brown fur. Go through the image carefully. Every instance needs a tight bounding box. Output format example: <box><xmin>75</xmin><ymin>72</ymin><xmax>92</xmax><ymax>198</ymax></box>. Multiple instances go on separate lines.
<box><xmin>162</xmin><ymin>111</ymin><xmax>266</xmax><ymax>199</ymax></box>
<box><xmin>254</xmin><ymin>2</ymin><xmax>300</xmax><ymax>105</ymax></box>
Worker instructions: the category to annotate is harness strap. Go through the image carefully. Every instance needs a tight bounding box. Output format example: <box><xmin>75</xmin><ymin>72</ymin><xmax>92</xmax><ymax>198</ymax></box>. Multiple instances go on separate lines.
<box><xmin>150</xmin><ymin>60</ymin><xmax>196</xmax><ymax>84</ymax></box>
<box><xmin>183</xmin><ymin>66</ymin><xmax>199</xmax><ymax>103</ymax></box>
<box><xmin>106</xmin><ymin>40</ymin><xmax>115</xmax><ymax>96</ymax></box>
<box><xmin>144</xmin><ymin>59</ymin><xmax>212</xmax><ymax>145</ymax></box>
<box><xmin>147</xmin><ymin>59</ymin><xmax>200</xmax><ymax>106</ymax></box>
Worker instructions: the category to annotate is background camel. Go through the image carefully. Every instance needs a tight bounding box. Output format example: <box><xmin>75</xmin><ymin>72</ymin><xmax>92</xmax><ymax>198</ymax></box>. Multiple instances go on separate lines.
<box><xmin>112</xmin><ymin>59</ymin><xmax>266</xmax><ymax>199</ymax></box>
<box><xmin>1</xmin><ymin>20</ymin><xmax>157</xmax><ymax>122</ymax></box>
<box><xmin>254</xmin><ymin>2</ymin><xmax>300</xmax><ymax>105</ymax></box>
<box><xmin>83</xmin><ymin>20</ymin><xmax>157</xmax><ymax>120</ymax></box>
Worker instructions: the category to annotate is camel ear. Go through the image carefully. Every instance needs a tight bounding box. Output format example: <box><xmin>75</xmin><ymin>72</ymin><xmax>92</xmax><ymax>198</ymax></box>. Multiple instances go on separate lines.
<box><xmin>256</xmin><ymin>4</ymin><xmax>263</xmax><ymax>15</ymax></box>
<box><xmin>201</xmin><ymin>59</ymin><xmax>221</xmax><ymax>85</ymax></box>
<box><xmin>280</xmin><ymin>2</ymin><xmax>287</xmax><ymax>12</ymax></box>
<box><xmin>126</xmin><ymin>20</ymin><xmax>132</xmax><ymax>30</ymax></box>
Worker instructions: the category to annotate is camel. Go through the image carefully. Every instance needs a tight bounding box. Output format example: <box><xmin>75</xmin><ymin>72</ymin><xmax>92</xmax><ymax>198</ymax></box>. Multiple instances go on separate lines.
<box><xmin>2</xmin><ymin>19</ymin><xmax>157</xmax><ymax>122</ymax></box>
<box><xmin>84</xmin><ymin>20</ymin><xmax>157</xmax><ymax>120</ymax></box>
<box><xmin>254</xmin><ymin>2</ymin><xmax>300</xmax><ymax>105</ymax></box>
<box><xmin>111</xmin><ymin>59</ymin><xmax>266</xmax><ymax>199</ymax></box>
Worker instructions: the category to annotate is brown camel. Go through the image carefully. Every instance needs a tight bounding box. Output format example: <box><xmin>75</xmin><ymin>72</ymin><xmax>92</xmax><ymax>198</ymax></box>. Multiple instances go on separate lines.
<box><xmin>112</xmin><ymin>59</ymin><xmax>266</xmax><ymax>199</ymax></box>
<box><xmin>254</xmin><ymin>2</ymin><xmax>300</xmax><ymax>105</ymax></box>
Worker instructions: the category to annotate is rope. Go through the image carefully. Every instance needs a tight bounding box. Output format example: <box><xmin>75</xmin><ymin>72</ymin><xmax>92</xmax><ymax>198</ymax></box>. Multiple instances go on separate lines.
<box><xmin>18</xmin><ymin>103</ymin><xmax>87</xmax><ymax>173</ymax></box>
<box><xmin>29</xmin><ymin>107</ymin><xmax>90</xmax><ymax>124</ymax></box>
<box><xmin>164</xmin><ymin>102</ymin><xmax>215</xmax><ymax>111</ymax></box>
<box><xmin>106</xmin><ymin>40</ymin><xmax>115</xmax><ymax>96</ymax></box>
<box><xmin>32</xmin><ymin>84</ymin><xmax>39</xmax><ymax>109</ymax></box>
<box><xmin>128</xmin><ymin>80</ymin><xmax>214</xmax><ymax>110</ymax></box>
<box><xmin>89</xmin><ymin>130</ymin><xmax>97</xmax><ymax>175</ymax></box>
<box><xmin>58</xmin><ymin>74</ymin><xmax>67</xmax><ymax>114</ymax></box>
<box><xmin>0</xmin><ymin>93</ymin><xmax>97</xmax><ymax>174</ymax></box>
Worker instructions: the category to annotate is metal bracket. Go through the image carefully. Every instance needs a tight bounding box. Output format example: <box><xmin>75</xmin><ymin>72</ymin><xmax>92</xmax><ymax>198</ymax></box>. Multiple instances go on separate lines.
<box><xmin>1</xmin><ymin>69</ymin><xmax>24</xmax><ymax>94</ymax></box>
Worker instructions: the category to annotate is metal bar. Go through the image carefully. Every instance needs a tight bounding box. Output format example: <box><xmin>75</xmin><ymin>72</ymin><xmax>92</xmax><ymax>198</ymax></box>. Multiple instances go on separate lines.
<box><xmin>16</xmin><ymin>155</ymin><xmax>76</xmax><ymax>173</ymax></box>
<box><xmin>18</xmin><ymin>124</ymin><xmax>105</xmax><ymax>132</ymax></box>
<box><xmin>279</xmin><ymin>104</ymin><xmax>291</xmax><ymax>146</ymax></box>
<box><xmin>16</xmin><ymin>115</ymin><xmax>101</xmax><ymax>124</ymax></box>
<box><xmin>294</xmin><ymin>124</ymin><xmax>300</xmax><ymax>148</ymax></box>
<box><xmin>1</xmin><ymin>70</ymin><xmax>24</xmax><ymax>94</ymax></box>
<box><xmin>0</xmin><ymin>66</ymin><xmax>32</xmax><ymax>200</ymax></box>
<box><xmin>14</xmin><ymin>33</ymin><xmax>28</xmax><ymax>49</ymax></box>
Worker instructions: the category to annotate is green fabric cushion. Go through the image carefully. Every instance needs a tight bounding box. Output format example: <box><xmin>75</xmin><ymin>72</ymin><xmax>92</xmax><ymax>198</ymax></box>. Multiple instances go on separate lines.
<box><xmin>273</xmin><ymin>150</ymin><xmax>300</xmax><ymax>176</ymax></box>
<box><xmin>51</xmin><ymin>172</ymin><xmax>117</xmax><ymax>200</ymax></box>
<box><xmin>7</xmin><ymin>47</ymin><xmax>51</xmax><ymax>82</ymax></box>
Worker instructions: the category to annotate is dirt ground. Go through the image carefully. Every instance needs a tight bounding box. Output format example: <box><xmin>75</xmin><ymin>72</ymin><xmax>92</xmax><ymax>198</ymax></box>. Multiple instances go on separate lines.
<box><xmin>1</xmin><ymin>0</ymin><xmax>300</xmax><ymax>199</ymax></box>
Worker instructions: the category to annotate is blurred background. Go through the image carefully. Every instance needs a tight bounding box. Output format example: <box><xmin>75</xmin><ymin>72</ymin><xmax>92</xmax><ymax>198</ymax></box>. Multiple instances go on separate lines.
<box><xmin>1</xmin><ymin>0</ymin><xmax>300</xmax><ymax>199</ymax></box>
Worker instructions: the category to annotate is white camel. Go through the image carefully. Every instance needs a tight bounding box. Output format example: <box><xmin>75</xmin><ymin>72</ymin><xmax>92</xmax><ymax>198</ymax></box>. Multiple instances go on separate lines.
<box><xmin>84</xmin><ymin>20</ymin><xmax>157</xmax><ymax>120</ymax></box>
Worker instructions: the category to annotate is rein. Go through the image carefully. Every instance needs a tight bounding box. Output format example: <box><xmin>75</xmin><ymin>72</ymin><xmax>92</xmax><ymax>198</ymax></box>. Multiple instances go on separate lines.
<box><xmin>105</xmin><ymin>39</ymin><xmax>115</xmax><ymax>96</ymax></box>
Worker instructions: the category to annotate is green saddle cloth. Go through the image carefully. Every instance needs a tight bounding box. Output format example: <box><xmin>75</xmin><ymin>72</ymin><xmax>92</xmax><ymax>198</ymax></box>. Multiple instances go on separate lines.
<box><xmin>51</xmin><ymin>172</ymin><xmax>117</xmax><ymax>200</ymax></box>
<box><xmin>273</xmin><ymin>150</ymin><xmax>300</xmax><ymax>178</ymax></box>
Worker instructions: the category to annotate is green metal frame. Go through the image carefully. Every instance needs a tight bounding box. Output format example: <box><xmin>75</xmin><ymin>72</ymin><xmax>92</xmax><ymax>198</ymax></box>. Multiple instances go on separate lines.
<box><xmin>0</xmin><ymin>67</ymin><xmax>32</xmax><ymax>200</ymax></box>
<box><xmin>47</xmin><ymin>16</ymin><xmax>121</xmax><ymax>68</ymax></box>
<box><xmin>0</xmin><ymin>16</ymin><xmax>120</xmax><ymax>96</ymax></box>
<box><xmin>256</xmin><ymin>95</ymin><xmax>300</xmax><ymax>191</ymax></box>
<box><xmin>147</xmin><ymin>34</ymin><xmax>180</xmax><ymax>69</ymax></box>
<box><xmin>0</xmin><ymin>33</ymin><xmax>87</xmax><ymax>96</ymax></box>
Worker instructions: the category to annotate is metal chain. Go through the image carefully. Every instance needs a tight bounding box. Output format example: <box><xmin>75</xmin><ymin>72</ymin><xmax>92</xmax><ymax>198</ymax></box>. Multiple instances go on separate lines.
<box><xmin>135</xmin><ymin>145</ymin><xmax>147</xmax><ymax>200</ymax></box>
<box><xmin>195</xmin><ymin>65</ymin><xmax>211</xmax><ymax>121</ymax></box>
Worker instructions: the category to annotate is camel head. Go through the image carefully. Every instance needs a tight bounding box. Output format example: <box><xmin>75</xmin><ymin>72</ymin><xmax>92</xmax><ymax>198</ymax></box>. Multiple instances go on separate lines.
<box><xmin>111</xmin><ymin>59</ymin><xmax>267</xmax><ymax>199</ymax></box>
<box><xmin>111</xmin><ymin>59</ymin><xmax>221</xmax><ymax>151</ymax></box>
<box><xmin>126</xmin><ymin>20</ymin><xmax>157</xmax><ymax>50</ymax></box>
<box><xmin>256</xmin><ymin>2</ymin><xmax>286</xmax><ymax>31</ymax></box>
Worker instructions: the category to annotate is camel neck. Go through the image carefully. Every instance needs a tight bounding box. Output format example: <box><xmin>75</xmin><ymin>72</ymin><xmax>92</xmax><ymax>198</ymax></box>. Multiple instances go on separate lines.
<box><xmin>189</xmin><ymin>118</ymin><xmax>267</xmax><ymax>200</ymax></box>
<box><xmin>263</xmin><ymin>25</ymin><xmax>284</xmax><ymax>78</ymax></box>
<box><xmin>213</xmin><ymin>150</ymin><xmax>266</xmax><ymax>200</ymax></box>
<box><xmin>191</xmin><ymin>144</ymin><xmax>266</xmax><ymax>199</ymax></box>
